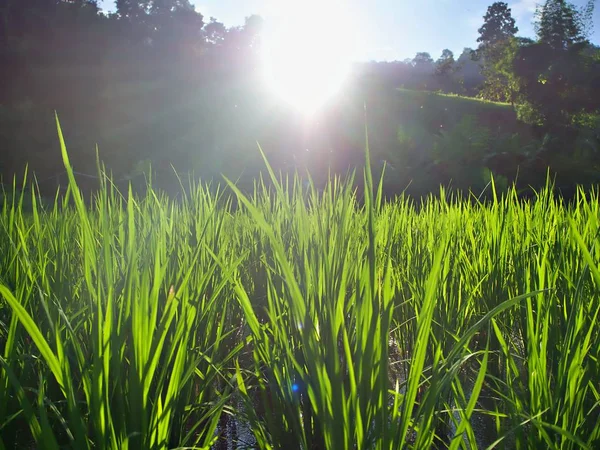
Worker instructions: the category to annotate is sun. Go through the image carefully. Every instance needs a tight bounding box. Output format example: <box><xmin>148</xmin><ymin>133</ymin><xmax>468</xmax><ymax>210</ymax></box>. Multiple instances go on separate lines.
<box><xmin>261</xmin><ymin>0</ymin><xmax>356</xmax><ymax>114</ymax></box>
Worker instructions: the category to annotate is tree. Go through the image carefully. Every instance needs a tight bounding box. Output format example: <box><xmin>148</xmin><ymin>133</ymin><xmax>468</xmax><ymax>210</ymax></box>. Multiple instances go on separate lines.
<box><xmin>203</xmin><ymin>17</ymin><xmax>227</xmax><ymax>46</ymax></box>
<box><xmin>506</xmin><ymin>0</ymin><xmax>598</xmax><ymax>130</ymax></box>
<box><xmin>242</xmin><ymin>14</ymin><xmax>264</xmax><ymax>50</ymax></box>
<box><xmin>535</xmin><ymin>0</ymin><xmax>594</xmax><ymax>50</ymax></box>
<box><xmin>409</xmin><ymin>52</ymin><xmax>435</xmax><ymax>90</ymax></box>
<box><xmin>455</xmin><ymin>48</ymin><xmax>485</xmax><ymax>93</ymax></box>
<box><xmin>483</xmin><ymin>36</ymin><xmax>534</xmax><ymax>103</ymax></box>
<box><xmin>436</xmin><ymin>49</ymin><xmax>455</xmax><ymax>76</ymax></box>
<box><xmin>149</xmin><ymin>0</ymin><xmax>203</xmax><ymax>48</ymax></box>
<box><xmin>477</xmin><ymin>2</ymin><xmax>518</xmax><ymax>48</ymax></box>
<box><xmin>115</xmin><ymin>0</ymin><xmax>150</xmax><ymax>21</ymax></box>
<box><xmin>512</xmin><ymin>40</ymin><xmax>600</xmax><ymax>130</ymax></box>
<box><xmin>412</xmin><ymin>52</ymin><xmax>434</xmax><ymax>67</ymax></box>
<box><xmin>114</xmin><ymin>0</ymin><xmax>203</xmax><ymax>53</ymax></box>
<box><xmin>475</xmin><ymin>2</ymin><xmax>519</xmax><ymax>66</ymax></box>
<box><xmin>475</xmin><ymin>2</ymin><xmax>519</xmax><ymax>101</ymax></box>
<box><xmin>434</xmin><ymin>49</ymin><xmax>463</xmax><ymax>93</ymax></box>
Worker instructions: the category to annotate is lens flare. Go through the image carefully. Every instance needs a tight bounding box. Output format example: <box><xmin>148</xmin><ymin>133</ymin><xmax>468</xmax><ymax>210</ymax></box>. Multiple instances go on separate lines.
<box><xmin>261</xmin><ymin>0</ymin><xmax>357</xmax><ymax>114</ymax></box>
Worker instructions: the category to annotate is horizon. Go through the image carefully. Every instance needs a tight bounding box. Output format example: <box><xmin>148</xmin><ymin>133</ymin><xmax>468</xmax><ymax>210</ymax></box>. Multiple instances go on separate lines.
<box><xmin>98</xmin><ymin>0</ymin><xmax>600</xmax><ymax>61</ymax></box>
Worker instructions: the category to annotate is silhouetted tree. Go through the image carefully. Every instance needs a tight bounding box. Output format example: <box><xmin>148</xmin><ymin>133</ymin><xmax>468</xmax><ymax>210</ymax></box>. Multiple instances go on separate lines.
<box><xmin>475</xmin><ymin>2</ymin><xmax>519</xmax><ymax>101</ymax></box>
<box><xmin>454</xmin><ymin>48</ymin><xmax>485</xmax><ymax>94</ymax></box>
<box><xmin>535</xmin><ymin>0</ymin><xmax>594</xmax><ymax>49</ymax></box>
<box><xmin>511</xmin><ymin>2</ymin><xmax>599</xmax><ymax>132</ymax></box>
<box><xmin>115</xmin><ymin>0</ymin><xmax>150</xmax><ymax>24</ymax></box>
<box><xmin>436</xmin><ymin>49</ymin><xmax>455</xmax><ymax>76</ymax></box>
<box><xmin>113</xmin><ymin>0</ymin><xmax>203</xmax><ymax>53</ymax></box>
<box><xmin>413</xmin><ymin>52</ymin><xmax>434</xmax><ymax>67</ymax></box>
<box><xmin>477</xmin><ymin>2</ymin><xmax>518</xmax><ymax>48</ymax></box>
<box><xmin>203</xmin><ymin>17</ymin><xmax>227</xmax><ymax>46</ymax></box>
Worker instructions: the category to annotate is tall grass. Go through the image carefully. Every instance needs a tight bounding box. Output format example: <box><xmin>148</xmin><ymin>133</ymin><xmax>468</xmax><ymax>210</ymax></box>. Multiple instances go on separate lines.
<box><xmin>0</xmin><ymin>119</ymin><xmax>599</xmax><ymax>448</ymax></box>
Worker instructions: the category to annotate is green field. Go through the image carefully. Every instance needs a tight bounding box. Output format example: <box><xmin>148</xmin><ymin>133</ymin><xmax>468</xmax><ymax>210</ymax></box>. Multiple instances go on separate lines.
<box><xmin>1</xmin><ymin>125</ymin><xmax>600</xmax><ymax>449</ymax></box>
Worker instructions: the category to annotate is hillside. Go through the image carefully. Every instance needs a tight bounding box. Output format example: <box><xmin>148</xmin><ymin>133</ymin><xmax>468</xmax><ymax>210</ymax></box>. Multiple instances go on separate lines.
<box><xmin>0</xmin><ymin>83</ymin><xmax>577</xmax><ymax>199</ymax></box>
<box><xmin>273</xmin><ymin>86</ymin><xmax>541</xmax><ymax>196</ymax></box>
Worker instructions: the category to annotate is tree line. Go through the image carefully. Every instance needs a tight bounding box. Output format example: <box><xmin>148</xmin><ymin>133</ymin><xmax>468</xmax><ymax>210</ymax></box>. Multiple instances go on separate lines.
<box><xmin>0</xmin><ymin>0</ymin><xmax>266</xmax><ymax>184</ymax></box>
<box><xmin>0</xmin><ymin>0</ymin><xmax>599</xmax><ymax>193</ymax></box>
<box><xmin>362</xmin><ymin>1</ymin><xmax>599</xmax><ymax>130</ymax></box>
<box><xmin>473</xmin><ymin>0</ymin><xmax>599</xmax><ymax>135</ymax></box>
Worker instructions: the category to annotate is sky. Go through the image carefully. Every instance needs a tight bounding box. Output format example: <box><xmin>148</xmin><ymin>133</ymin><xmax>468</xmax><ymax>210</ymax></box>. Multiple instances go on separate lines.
<box><xmin>98</xmin><ymin>0</ymin><xmax>600</xmax><ymax>61</ymax></box>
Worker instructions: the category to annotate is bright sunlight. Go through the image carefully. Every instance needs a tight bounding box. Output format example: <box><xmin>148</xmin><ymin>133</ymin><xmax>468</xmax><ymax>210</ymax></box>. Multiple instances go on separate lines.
<box><xmin>261</xmin><ymin>0</ymin><xmax>357</xmax><ymax>114</ymax></box>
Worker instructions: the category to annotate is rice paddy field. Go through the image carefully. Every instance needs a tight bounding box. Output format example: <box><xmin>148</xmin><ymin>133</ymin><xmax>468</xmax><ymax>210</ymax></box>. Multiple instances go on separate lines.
<box><xmin>1</xmin><ymin>124</ymin><xmax>600</xmax><ymax>449</ymax></box>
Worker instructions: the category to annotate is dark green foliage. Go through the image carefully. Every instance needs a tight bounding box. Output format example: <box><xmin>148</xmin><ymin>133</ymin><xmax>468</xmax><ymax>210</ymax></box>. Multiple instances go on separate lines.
<box><xmin>474</xmin><ymin>2</ymin><xmax>519</xmax><ymax>102</ymax></box>
<box><xmin>510</xmin><ymin>0</ymin><xmax>599</xmax><ymax>128</ymax></box>
<box><xmin>464</xmin><ymin>0</ymin><xmax>600</xmax><ymax>163</ymax></box>
<box><xmin>0</xmin><ymin>0</ymin><xmax>264</xmax><ymax>191</ymax></box>
<box><xmin>434</xmin><ymin>50</ymin><xmax>464</xmax><ymax>93</ymax></box>
<box><xmin>535</xmin><ymin>0</ymin><xmax>594</xmax><ymax>49</ymax></box>
<box><xmin>512</xmin><ymin>42</ymin><xmax>600</xmax><ymax>128</ymax></box>
<box><xmin>436</xmin><ymin>49</ymin><xmax>455</xmax><ymax>76</ymax></box>
<box><xmin>477</xmin><ymin>2</ymin><xmax>518</xmax><ymax>47</ymax></box>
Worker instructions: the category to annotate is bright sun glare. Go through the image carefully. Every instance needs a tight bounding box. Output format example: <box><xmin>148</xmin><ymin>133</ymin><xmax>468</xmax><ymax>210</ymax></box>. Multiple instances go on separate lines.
<box><xmin>261</xmin><ymin>0</ymin><xmax>356</xmax><ymax>114</ymax></box>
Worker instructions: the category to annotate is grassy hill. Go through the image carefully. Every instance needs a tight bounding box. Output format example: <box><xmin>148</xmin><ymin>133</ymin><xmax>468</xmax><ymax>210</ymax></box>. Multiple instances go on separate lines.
<box><xmin>0</xmin><ymin>81</ymin><xmax>580</xmax><ymax>199</ymax></box>
<box><xmin>268</xmin><ymin>86</ymin><xmax>542</xmax><ymax>196</ymax></box>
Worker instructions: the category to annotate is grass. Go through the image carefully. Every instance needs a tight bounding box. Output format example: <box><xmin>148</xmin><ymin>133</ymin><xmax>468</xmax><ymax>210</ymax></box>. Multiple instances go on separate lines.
<box><xmin>0</xmin><ymin>119</ymin><xmax>600</xmax><ymax>449</ymax></box>
<box><xmin>388</xmin><ymin>89</ymin><xmax>531</xmax><ymax>142</ymax></box>
<box><xmin>397</xmin><ymin>88</ymin><xmax>512</xmax><ymax>108</ymax></box>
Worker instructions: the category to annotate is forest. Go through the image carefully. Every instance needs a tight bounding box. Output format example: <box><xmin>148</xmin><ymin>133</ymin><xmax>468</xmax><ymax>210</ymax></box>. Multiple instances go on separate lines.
<box><xmin>1</xmin><ymin>0</ymin><xmax>599</xmax><ymax>198</ymax></box>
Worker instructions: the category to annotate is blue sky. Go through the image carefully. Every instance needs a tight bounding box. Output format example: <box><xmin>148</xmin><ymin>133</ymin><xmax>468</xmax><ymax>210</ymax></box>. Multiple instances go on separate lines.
<box><xmin>98</xmin><ymin>0</ymin><xmax>600</xmax><ymax>61</ymax></box>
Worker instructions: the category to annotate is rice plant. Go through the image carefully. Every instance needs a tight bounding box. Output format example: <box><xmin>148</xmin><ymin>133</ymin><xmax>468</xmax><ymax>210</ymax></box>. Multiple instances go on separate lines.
<box><xmin>1</xmin><ymin>119</ymin><xmax>599</xmax><ymax>449</ymax></box>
